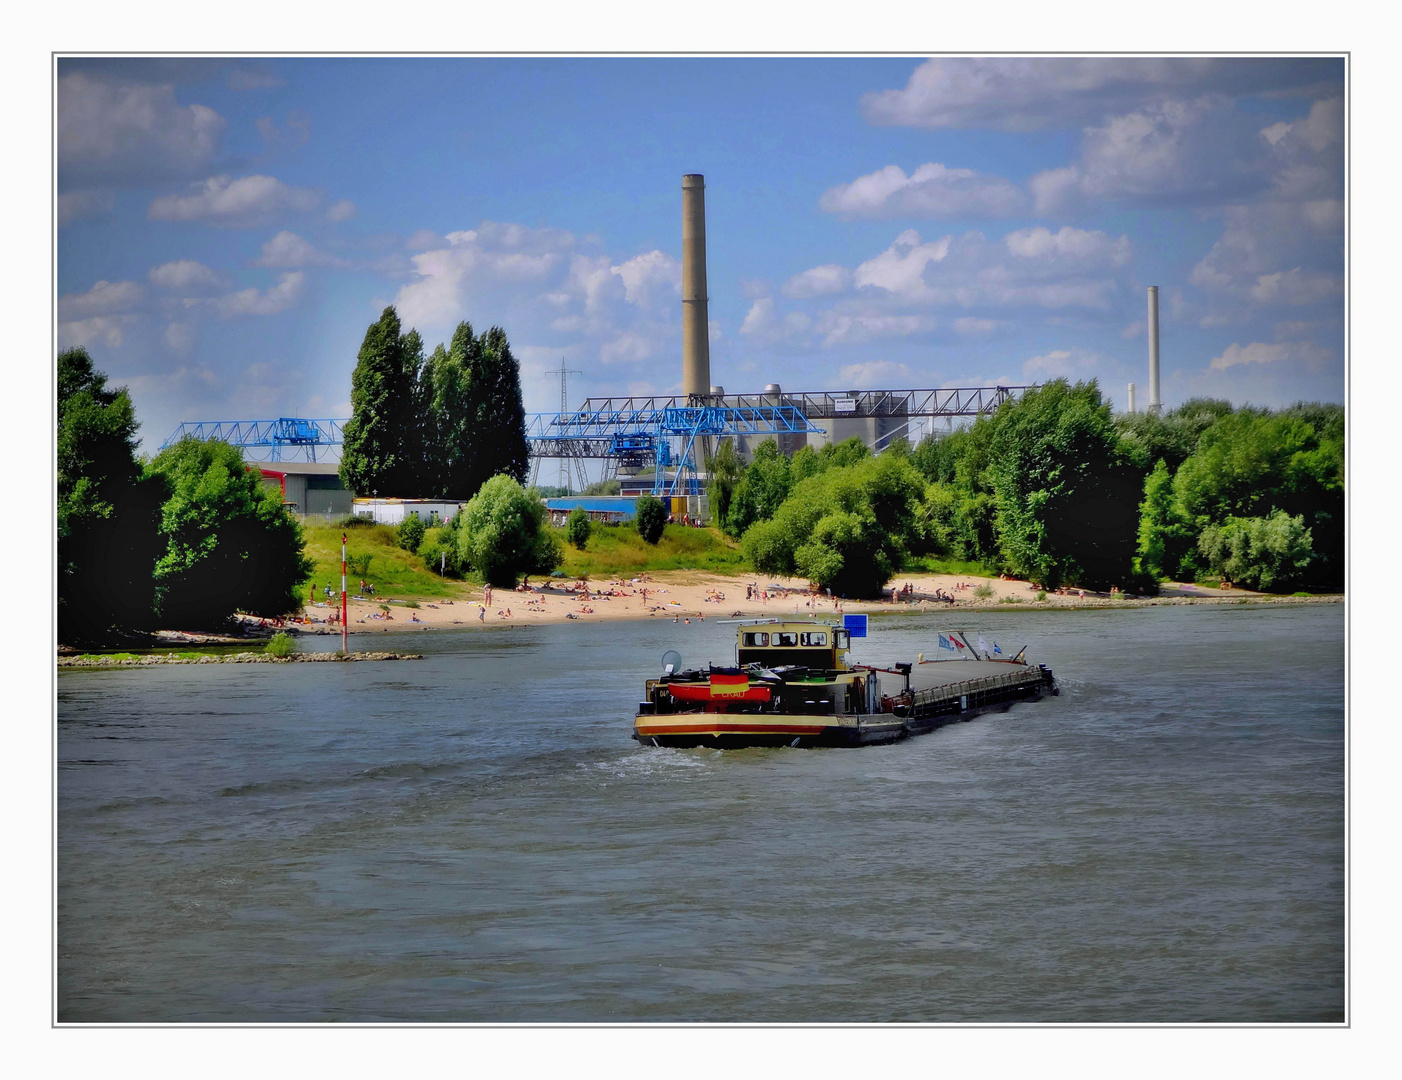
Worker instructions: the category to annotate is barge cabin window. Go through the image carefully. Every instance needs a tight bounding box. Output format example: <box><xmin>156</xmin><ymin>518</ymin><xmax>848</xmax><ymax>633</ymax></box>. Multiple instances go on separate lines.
<box><xmin>738</xmin><ymin>625</ymin><xmax>841</xmax><ymax>670</ymax></box>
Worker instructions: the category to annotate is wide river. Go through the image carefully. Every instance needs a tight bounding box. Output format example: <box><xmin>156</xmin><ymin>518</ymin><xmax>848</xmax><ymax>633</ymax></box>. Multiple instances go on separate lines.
<box><xmin>57</xmin><ymin>603</ymin><xmax>1344</xmax><ymax>1023</ymax></box>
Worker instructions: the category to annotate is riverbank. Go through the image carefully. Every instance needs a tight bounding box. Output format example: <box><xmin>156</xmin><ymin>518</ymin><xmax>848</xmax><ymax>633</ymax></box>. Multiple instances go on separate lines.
<box><xmin>253</xmin><ymin>571</ymin><xmax>1343</xmax><ymax>636</ymax></box>
<box><xmin>58</xmin><ymin>650</ymin><xmax>422</xmax><ymax>668</ymax></box>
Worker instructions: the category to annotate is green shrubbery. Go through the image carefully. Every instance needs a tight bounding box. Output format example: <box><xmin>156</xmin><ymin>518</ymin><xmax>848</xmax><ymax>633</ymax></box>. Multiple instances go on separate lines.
<box><xmin>456</xmin><ymin>474</ymin><xmax>561</xmax><ymax>586</ymax></box>
<box><xmin>634</xmin><ymin>495</ymin><xmax>667</xmax><ymax>545</ymax></box>
<box><xmin>565</xmin><ymin>505</ymin><xmax>592</xmax><ymax>550</ymax></box>
<box><xmin>265</xmin><ymin>631</ymin><xmax>296</xmax><ymax>658</ymax></box>
<box><xmin>396</xmin><ymin>512</ymin><xmax>427</xmax><ymax>552</ymax></box>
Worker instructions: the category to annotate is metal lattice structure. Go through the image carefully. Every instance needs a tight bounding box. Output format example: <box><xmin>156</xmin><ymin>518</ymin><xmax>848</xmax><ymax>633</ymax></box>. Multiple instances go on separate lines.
<box><xmin>161</xmin><ymin>418</ymin><xmax>347</xmax><ymax>462</ymax></box>
<box><xmin>164</xmin><ymin>384</ymin><xmax>1037</xmax><ymax>493</ymax></box>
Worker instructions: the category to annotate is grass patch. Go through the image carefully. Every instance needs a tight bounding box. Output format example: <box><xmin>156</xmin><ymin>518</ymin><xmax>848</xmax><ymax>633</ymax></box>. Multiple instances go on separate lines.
<box><xmin>998</xmin><ymin>594</ymin><xmax>1023</xmax><ymax>604</ymax></box>
<box><xmin>972</xmin><ymin>582</ymin><xmax>994</xmax><ymax>599</ymax></box>
<box><xmin>1035</xmin><ymin>591</ymin><xmax>1047</xmax><ymax>602</ymax></box>
<box><xmin>902</xmin><ymin>556</ymin><xmax>999</xmax><ymax>577</ymax></box>
<box><xmin>265</xmin><ymin>632</ymin><xmax>296</xmax><ymax>658</ymax></box>
<box><xmin>554</xmin><ymin>524</ymin><xmax>748</xmax><ymax>579</ymax></box>
<box><xmin>303</xmin><ymin>522</ymin><xmax>466</xmax><ymax>601</ymax></box>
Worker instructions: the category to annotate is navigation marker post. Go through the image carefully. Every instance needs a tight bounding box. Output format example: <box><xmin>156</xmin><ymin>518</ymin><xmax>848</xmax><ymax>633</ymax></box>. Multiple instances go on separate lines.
<box><xmin>341</xmin><ymin>532</ymin><xmax>348</xmax><ymax>654</ymax></box>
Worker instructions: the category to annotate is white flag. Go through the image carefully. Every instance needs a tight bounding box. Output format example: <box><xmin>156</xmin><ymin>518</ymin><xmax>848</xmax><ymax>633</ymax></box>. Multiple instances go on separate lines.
<box><xmin>978</xmin><ymin>634</ymin><xmax>990</xmax><ymax>654</ymax></box>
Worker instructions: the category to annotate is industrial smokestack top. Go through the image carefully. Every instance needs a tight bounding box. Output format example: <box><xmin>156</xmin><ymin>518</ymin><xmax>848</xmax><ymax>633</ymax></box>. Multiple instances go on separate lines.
<box><xmin>682</xmin><ymin>174</ymin><xmax>710</xmax><ymax>399</ymax></box>
<box><xmin>1147</xmin><ymin>285</ymin><xmax>1162</xmax><ymax>416</ymax></box>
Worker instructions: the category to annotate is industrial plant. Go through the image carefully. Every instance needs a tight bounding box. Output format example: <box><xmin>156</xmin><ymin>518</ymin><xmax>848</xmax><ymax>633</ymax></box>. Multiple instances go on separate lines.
<box><xmin>163</xmin><ymin>175</ymin><xmax>1167</xmax><ymax>519</ymax></box>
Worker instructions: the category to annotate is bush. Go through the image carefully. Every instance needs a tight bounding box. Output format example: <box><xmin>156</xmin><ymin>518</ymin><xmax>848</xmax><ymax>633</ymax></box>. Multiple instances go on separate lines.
<box><xmin>265</xmin><ymin>631</ymin><xmax>296</xmax><ymax>658</ymax></box>
<box><xmin>334</xmin><ymin>514</ymin><xmax>377</xmax><ymax>528</ymax></box>
<box><xmin>635</xmin><ymin>494</ymin><xmax>667</xmax><ymax>545</ymax></box>
<box><xmin>347</xmin><ymin>553</ymin><xmax>373</xmax><ymax>577</ymax></box>
<box><xmin>146</xmin><ymin>438</ymin><xmax>314</xmax><ymax>628</ymax></box>
<box><xmin>1035</xmin><ymin>591</ymin><xmax>1047</xmax><ymax>602</ymax></box>
<box><xmin>457</xmin><ymin>474</ymin><xmax>562</xmax><ymax>586</ymax></box>
<box><xmin>973</xmin><ymin>582</ymin><xmax>993</xmax><ymax>599</ymax></box>
<box><xmin>397</xmin><ymin>512</ymin><xmax>427</xmax><ymax>552</ymax></box>
<box><xmin>566</xmin><ymin>506</ymin><xmax>592</xmax><ymax>549</ymax></box>
<box><xmin>1197</xmin><ymin>509</ymin><xmax>1314</xmax><ymax>593</ymax></box>
<box><xmin>417</xmin><ymin>528</ymin><xmax>463</xmax><ymax>577</ymax></box>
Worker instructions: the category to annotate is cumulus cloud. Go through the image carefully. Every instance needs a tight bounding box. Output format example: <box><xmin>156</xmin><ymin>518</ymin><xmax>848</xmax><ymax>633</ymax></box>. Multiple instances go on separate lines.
<box><xmin>1022</xmin><ymin>347</ymin><xmax>1103</xmax><ymax>379</ymax></box>
<box><xmin>326</xmin><ymin>199</ymin><xmax>356</xmax><ymax>223</ymax></box>
<box><xmin>782</xmin><ymin>264</ymin><xmax>853</xmax><ymax>299</ymax></box>
<box><xmin>252</xmin><ymin>231</ymin><xmax>348</xmax><ymax>269</ymax></box>
<box><xmin>58</xmin><ymin>315</ymin><xmax>140</xmax><ymax>351</ymax></box>
<box><xmin>58</xmin><ymin>279</ymin><xmax>145</xmax><ymax>321</ymax></box>
<box><xmin>202</xmin><ymin>272</ymin><xmax>305</xmax><ymax>318</ymax></box>
<box><xmin>164</xmin><ymin>322</ymin><xmax>195</xmax><ymax>353</ymax></box>
<box><xmin>148</xmin><ymin>174</ymin><xmax>322</xmax><ymax>228</ymax></box>
<box><xmin>954</xmin><ymin>317</ymin><xmax>997</xmax><ymax>336</ymax></box>
<box><xmin>837</xmin><ymin>360</ymin><xmax>916</xmax><ymax>387</ymax></box>
<box><xmin>817</xmin><ymin>313</ymin><xmax>935</xmax><ymax>348</ymax></box>
<box><xmin>859</xmin><ymin>57</ymin><xmax>1339</xmax><ymax>132</ymax></box>
<box><xmin>611</xmin><ymin>250</ymin><xmax>681</xmax><ymax>307</ymax></box>
<box><xmin>1004</xmin><ymin>225</ymin><xmax>1132</xmax><ymax>265</ymax></box>
<box><xmin>819</xmin><ymin>162</ymin><xmax>1027</xmax><ymax>219</ymax></box>
<box><xmin>57</xmin><ymin>189</ymin><xmax>115</xmax><ymax>227</ymax></box>
<box><xmin>1209</xmin><ymin>340</ymin><xmax>1333</xmax><ymax>371</ymax></box>
<box><xmin>58</xmin><ymin>71</ymin><xmax>226</xmax><ymax>186</ymax></box>
<box><xmin>148</xmin><ymin>259</ymin><xmax>222</xmax><ymax>290</ymax></box>
<box><xmin>854</xmin><ymin>229</ymin><xmax>951</xmax><ymax>299</ymax></box>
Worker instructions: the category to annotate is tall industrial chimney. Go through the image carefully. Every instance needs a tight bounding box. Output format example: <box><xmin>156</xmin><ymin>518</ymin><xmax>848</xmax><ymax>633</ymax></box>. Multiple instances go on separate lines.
<box><xmin>1147</xmin><ymin>286</ymin><xmax>1162</xmax><ymax>415</ymax></box>
<box><xmin>1128</xmin><ymin>383</ymin><xmax>1136</xmax><ymax>414</ymax></box>
<box><xmin>682</xmin><ymin>174</ymin><xmax>710</xmax><ymax>400</ymax></box>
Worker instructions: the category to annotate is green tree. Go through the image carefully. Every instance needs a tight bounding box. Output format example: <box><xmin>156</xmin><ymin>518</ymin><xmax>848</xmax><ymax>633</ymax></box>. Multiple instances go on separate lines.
<box><xmin>341</xmin><ymin>306</ymin><xmax>414</xmax><ymax>497</ymax></box>
<box><xmin>705</xmin><ymin>439</ymin><xmax>745</xmax><ymax>532</ymax></box>
<box><xmin>723</xmin><ymin>439</ymin><xmax>793</xmax><ymax>538</ymax></box>
<box><xmin>457</xmin><ymin>474</ymin><xmax>561</xmax><ymax>586</ymax></box>
<box><xmin>634</xmin><ymin>494</ymin><xmax>667</xmax><ymax>544</ymax></box>
<box><xmin>582</xmin><ymin>479</ymin><xmax>622</xmax><ymax>496</ymax></box>
<box><xmin>1136</xmin><ymin>458</ymin><xmax>1195</xmax><ymax>580</ymax></box>
<box><xmin>57</xmin><ymin>348</ymin><xmax>167</xmax><ymax>642</ymax></box>
<box><xmin>147</xmin><ymin>438</ymin><xmax>314</xmax><ymax>627</ymax></box>
<box><xmin>987</xmin><ymin>379</ymin><xmax>1142</xmax><ymax>591</ymax></box>
<box><xmin>397</xmin><ymin>511</ymin><xmax>427</xmax><ymax>552</ymax></box>
<box><xmin>741</xmin><ymin>453</ymin><xmax>925</xmax><ymax>597</ymax></box>
<box><xmin>565</xmin><ymin>505</ymin><xmax>592</xmax><ymax>549</ymax></box>
<box><xmin>1198</xmin><ymin>510</ymin><xmax>1314</xmax><ymax>592</ymax></box>
<box><xmin>431</xmin><ymin>323</ymin><xmax>477</xmax><ymax>500</ymax></box>
<box><xmin>467</xmin><ymin>327</ymin><xmax>529</xmax><ymax>493</ymax></box>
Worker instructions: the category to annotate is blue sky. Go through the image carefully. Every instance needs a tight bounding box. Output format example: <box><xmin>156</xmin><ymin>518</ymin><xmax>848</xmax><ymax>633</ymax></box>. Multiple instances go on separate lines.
<box><xmin>56</xmin><ymin>56</ymin><xmax>1344</xmax><ymax>453</ymax></box>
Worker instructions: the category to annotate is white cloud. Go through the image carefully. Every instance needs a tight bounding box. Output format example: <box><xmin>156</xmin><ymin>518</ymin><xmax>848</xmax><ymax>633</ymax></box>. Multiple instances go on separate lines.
<box><xmin>954</xmin><ymin>317</ymin><xmax>997</xmax><ymax>336</ymax></box>
<box><xmin>819</xmin><ymin>162</ymin><xmax>1027</xmax><ymax>219</ymax></box>
<box><xmin>58</xmin><ymin>279</ymin><xmax>145</xmax><ymax>320</ymax></box>
<box><xmin>1022</xmin><ymin>347</ymin><xmax>1102</xmax><ymax>379</ymax></box>
<box><xmin>58</xmin><ymin>72</ymin><xmax>225</xmax><ymax>186</ymax></box>
<box><xmin>1248</xmin><ymin>268</ymin><xmax>1343</xmax><ymax>306</ymax></box>
<box><xmin>1264</xmin><ymin>97</ymin><xmax>1343</xmax><ymax>155</ymax></box>
<box><xmin>164</xmin><ymin>322</ymin><xmax>195</xmax><ymax>353</ymax></box>
<box><xmin>58</xmin><ymin>315</ymin><xmax>139</xmax><ymax>351</ymax></box>
<box><xmin>782</xmin><ymin>264</ymin><xmax>853</xmax><ymax>299</ymax></box>
<box><xmin>739</xmin><ymin>297</ymin><xmax>777</xmax><ymax>338</ymax></box>
<box><xmin>1209</xmin><ymin>340</ymin><xmax>1332</xmax><ymax>371</ymax></box>
<box><xmin>326</xmin><ymin>199</ymin><xmax>356</xmax><ymax>223</ymax></box>
<box><xmin>817</xmin><ymin>313</ymin><xmax>935</xmax><ymax>348</ymax></box>
<box><xmin>859</xmin><ymin>57</ymin><xmax>1336</xmax><ymax>132</ymax></box>
<box><xmin>203</xmin><ymin>272</ymin><xmax>305</xmax><ymax>318</ymax></box>
<box><xmin>837</xmin><ymin>360</ymin><xmax>916</xmax><ymax>387</ymax></box>
<box><xmin>148</xmin><ymin>174</ymin><xmax>322</xmax><ymax>228</ymax></box>
<box><xmin>57</xmin><ymin>189</ymin><xmax>115</xmax><ymax>227</ymax></box>
<box><xmin>611</xmin><ymin>250</ymin><xmax>681</xmax><ymax>307</ymax></box>
<box><xmin>853</xmin><ymin>229</ymin><xmax>950</xmax><ymax>299</ymax></box>
<box><xmin>599</xmin><ymin>332</ymin><xmax>655</xmax><ymax>365</ymax></box>
<box><xmin>148</xmin><ymin>259</ymin><xmax>222</xmax><ymax>290</ymax></box>
<box><xmin>252</xmin><ymin>231</ymin><xmax>348</xmax><ymax>269</ymax></box>
<box><xmin>1005</xmin><ymin>225</ymin><xmax>1132</xmax><ymax>265</ymax></box>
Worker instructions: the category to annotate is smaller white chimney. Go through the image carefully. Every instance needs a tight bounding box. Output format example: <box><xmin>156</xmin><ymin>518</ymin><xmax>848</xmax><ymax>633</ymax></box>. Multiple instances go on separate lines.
<box><xmin>1128</xmin><ymin>383</ymin><xmax>1136</xmax><ymax>414</ymax></box>
<box><xmin>1147</xmin><ymin>286</ymin><xmax>1162</xmax><ymax>415</ymax></box>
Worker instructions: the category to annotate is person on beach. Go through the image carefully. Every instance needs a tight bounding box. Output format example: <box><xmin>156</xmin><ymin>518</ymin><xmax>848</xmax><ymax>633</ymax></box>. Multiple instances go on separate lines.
<box><xmin>478</xmin><ymin>606</ymin><xmax>485</xmax><ymax>623</ymax></box>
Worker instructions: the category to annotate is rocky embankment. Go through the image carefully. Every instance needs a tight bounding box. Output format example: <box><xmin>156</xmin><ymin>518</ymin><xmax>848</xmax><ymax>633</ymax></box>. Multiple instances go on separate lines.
<box><xmin>59</xmin><ymin>651</ymin><xmax>422</xmax><ymax>668</ymax></box>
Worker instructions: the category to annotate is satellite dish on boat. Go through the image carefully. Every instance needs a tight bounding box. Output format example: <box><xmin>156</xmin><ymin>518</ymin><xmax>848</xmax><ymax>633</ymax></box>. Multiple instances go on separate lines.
<box><xmin>661</xmin><ymin>649</ymin><xmax>682</xmax><ymax>674</ymax></box>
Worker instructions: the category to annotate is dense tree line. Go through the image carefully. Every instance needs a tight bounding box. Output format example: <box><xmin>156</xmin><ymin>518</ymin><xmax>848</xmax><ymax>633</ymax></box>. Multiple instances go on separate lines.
<box><xmin>340</xmin><ymin>306</ymin><xmax>528</xmax><ymax>501</ymax></box>
<box><xmin>58</xmin><ymin>348</ymin><xmax>313</xmax><ymax>643</ymax></box>
<box><xmin>709</xmin><ymin>379</ymin><xmax>1343</xmax><ymax>597</ymax></box>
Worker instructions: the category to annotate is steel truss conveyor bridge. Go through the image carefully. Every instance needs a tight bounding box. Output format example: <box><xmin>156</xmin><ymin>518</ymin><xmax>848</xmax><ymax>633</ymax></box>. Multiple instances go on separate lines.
<box><xmin>163</xmin><ymin>384</ymin><xmax>1035</xmax><ymax>497</ymax></box>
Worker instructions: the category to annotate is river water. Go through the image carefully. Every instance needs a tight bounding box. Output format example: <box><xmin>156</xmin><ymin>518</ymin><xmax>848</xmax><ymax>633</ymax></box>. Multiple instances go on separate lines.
<box><xmin>57</xmin><ymin>603</ymin><xmax>1344</xmax><ymax>1023</ymax></box>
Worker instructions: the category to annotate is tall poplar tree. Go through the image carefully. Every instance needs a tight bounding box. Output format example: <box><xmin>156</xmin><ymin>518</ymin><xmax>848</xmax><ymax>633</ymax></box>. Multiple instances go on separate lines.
<box><xmin>433</xmin><ymin>321</ymin><xmax>478</xmax><ymax>500</ymax></box>
<box><xmin>466</xmin><ymin>326</ymin><xmax>529</xmax><ymax>492</ymax></box>
<box><xmin>340</xmin><ymin>306</ymin><xmax>412</xmax><ymax>497</ymax></box>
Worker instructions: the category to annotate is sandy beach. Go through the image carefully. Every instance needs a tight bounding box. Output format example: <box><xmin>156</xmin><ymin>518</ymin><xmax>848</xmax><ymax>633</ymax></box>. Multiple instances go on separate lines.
<box><xmin>255</xmin><ymin>571</ymin><xmax>1339</xmax><ymax>638</ymax></box>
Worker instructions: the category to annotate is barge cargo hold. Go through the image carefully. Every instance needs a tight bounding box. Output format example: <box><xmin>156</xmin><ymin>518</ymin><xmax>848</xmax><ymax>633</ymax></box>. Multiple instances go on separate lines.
<box><xmin>633</xmin><ymin>620</ymin><xmax>1057</xmax><ymax>749</ymax></box>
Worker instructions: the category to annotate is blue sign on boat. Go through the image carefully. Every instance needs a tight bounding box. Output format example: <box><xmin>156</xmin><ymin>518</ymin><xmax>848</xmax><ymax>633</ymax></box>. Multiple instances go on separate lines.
<box><xmin>843</xmin><ymin>613</ymin><xmax>868</xmax><ymax>638</ymax></box>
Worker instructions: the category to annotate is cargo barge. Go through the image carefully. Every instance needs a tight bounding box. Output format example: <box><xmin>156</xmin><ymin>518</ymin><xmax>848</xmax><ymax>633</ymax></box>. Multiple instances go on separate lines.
<box><xmin>633</xmin><ymin>619</ymin><xmax>1057</xmax><ymax>748</ymax></box>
